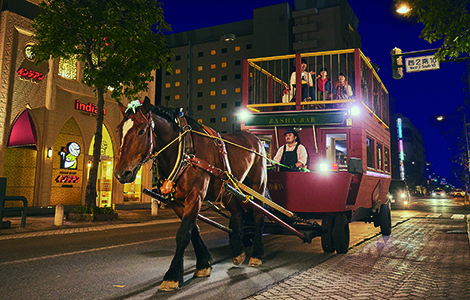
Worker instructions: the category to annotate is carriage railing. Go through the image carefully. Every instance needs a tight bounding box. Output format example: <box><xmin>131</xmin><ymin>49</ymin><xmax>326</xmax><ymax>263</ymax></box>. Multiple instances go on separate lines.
<box><xmin>242</xmin><ymin>48</ymin><xmax>390</xmax><ymax>126</ymax></box>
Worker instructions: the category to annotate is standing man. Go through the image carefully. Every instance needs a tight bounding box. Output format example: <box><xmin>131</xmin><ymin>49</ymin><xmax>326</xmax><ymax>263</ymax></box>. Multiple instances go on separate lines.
<box><xmin>290</xmin><ymin>59</ymin><xmax>315</xmax><ymax>101</ymax></box>
<box><xmin>273</xmin><ymin>129</ymin><xmax>308</xmax><ymax>172</ymax></box>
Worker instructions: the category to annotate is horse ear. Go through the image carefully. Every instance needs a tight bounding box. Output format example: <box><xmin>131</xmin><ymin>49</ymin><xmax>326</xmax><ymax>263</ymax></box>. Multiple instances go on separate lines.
<box><xmin>118</xmin><ymin>102</ymin><xmax>127</xmax><ymax>115</ymax></box>
<box><xmin>141</xmin><ymin>96</ymin><xmax>152</xmax><ymax>114</ymax></box>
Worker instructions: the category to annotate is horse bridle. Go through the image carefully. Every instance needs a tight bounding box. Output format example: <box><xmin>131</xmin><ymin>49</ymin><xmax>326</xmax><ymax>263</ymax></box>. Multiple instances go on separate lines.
<box><xmin>137</xmin><ymin>109</ymin><xmax>157</xmax><ymax>165</ymax></box>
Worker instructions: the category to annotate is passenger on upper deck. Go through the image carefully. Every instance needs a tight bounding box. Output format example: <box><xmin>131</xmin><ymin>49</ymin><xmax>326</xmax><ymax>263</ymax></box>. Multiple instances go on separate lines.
<box><xmin>316</xmin><ymin>68</ymin><xmax>335</xmax><ymax>101</ymax></box>
<box><xmin>290</xmin><ymin>59</ymin><xmax>315</xmax><ymax>102</ymax></box>
<box><xmin>334</xmin><ymin>72</ymin><xmax>353</xmax><ymax>100</ymax></box>
<box><xmin>273</xmin><ymin>129</ymin><xmax>308</xmax><ymax>172</ymax></box>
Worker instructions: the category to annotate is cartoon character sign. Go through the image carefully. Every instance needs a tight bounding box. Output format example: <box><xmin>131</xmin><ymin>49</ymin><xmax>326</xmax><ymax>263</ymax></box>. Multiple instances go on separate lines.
<box><xmin>59</xmin><ymin>142</ymin><xmax>81</xmax><ymax>169</ymax></box>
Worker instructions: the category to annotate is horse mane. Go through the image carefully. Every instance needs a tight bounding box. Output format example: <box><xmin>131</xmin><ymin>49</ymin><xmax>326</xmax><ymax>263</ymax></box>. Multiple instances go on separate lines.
<box><xmin>151</xmin><ymin>105</ymin><xmax>204</xmax><ymax>132</ymax></box>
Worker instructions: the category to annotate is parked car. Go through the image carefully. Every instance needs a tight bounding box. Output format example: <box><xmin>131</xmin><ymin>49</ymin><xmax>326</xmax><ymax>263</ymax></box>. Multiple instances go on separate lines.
<box><xmin>388</xmin><ymin>180</ymin><xmax>411</xmax><ymax>208</ymax></box>
<box><xmin>432</xmin><ymin>188</ymin><xmax>446</xmax><ymax>197</ymax></box>
<box><xmin>453</xmin><ymin>189</ymin><xmax>465</xmax><ymax>198</ymax></box>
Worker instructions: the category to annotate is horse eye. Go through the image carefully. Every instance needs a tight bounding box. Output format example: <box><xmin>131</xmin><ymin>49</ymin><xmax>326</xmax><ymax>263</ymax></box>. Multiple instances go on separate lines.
<box><xmin>138</xmin><ymin>129</ymin><xmax>145</xmax><ymax>136</ymax></box>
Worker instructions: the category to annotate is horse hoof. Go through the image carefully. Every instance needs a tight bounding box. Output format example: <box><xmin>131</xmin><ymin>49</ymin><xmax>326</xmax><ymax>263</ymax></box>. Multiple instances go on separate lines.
<box><xmin>194</xmin><ymin>267</ymin><xmax>212</xmax><ymax>277</ymax></box>
<box><xmin>159</xmin><ymin>280</ymin><xmax>179</xmax><ymax>291</ymax></box>
<box><xmin>232</xmin><ymin>252</ymin><xmax>246</xmax><ymax>265</ymax></box>
<box><xmin>248</xmin><ymin>257</ymin><xmax>262</xmax><ymax>267</ymax></box>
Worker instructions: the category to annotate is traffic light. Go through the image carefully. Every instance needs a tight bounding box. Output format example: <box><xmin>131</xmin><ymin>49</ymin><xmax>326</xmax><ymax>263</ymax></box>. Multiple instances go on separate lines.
<box><xmin>391</xmin><ymin>47</ymin><xmax>404</xmax><ymax>80</ymax></box>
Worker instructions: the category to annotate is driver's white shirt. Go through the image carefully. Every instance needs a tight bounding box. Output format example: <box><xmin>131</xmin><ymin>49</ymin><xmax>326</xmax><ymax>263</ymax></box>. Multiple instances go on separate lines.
<box><xmin>273</xmin><ymin>142</ymin><xmax>308</xmax><ymax>165</ymax></box>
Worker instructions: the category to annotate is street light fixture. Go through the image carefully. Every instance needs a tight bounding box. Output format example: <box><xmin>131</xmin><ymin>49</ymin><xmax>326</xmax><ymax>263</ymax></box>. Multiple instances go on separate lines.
<box><xmin>396</xmin><ymin>3</ymin><xmax>411</xmax><ymax>14</ymax></box>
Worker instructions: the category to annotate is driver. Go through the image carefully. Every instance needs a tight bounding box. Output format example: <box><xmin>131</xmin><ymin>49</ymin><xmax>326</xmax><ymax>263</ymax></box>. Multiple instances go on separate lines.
<box><xmin>273</xmin><ymin>129</ymin><xmax>308</xmax><ymax>172</ymax></box>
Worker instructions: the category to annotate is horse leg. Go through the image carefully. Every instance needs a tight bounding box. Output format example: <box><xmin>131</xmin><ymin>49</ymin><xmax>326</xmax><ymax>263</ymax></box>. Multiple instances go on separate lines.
<box><xmin>248</xmin><ymin>210</ymin><xmax>264</xmax><ymax>267</ymax></box>
<box><xmin>191</xmin><ymin>223</ymin><xmax>212</xmax><ymax>277</ymax></box>
<box><xmin>228</xmin><ymin>203</ymin><xmax>246</xmax><ymax>265</ymax></box>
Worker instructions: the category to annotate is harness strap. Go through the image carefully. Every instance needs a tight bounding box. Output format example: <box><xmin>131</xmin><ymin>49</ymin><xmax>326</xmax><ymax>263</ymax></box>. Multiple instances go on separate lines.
<box><xmin>186</xmin><ymin>156</ymin><xmax>227</xmax><ymax>179</ymax></box>
<box><xmin>200</xmin><ymin>125</ymin><xmax>232</xmax><ymax>177</ymax></box>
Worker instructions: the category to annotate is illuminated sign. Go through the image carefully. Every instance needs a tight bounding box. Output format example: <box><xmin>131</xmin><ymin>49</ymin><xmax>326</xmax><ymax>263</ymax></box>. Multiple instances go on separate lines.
<box><xmin>59</xmin><ymin>142</ymin><xmax>81</xmax><ymax>170</ymax></box>
<box><xmin>245</xmin><ymin>112</ymin><xmax>345</xmax><ymax>126</ymax></box>
<box><xmin>55</xmin><ymin>175</ymin><xmax>80</xmax><ymax>183</ymax></box>
<box><xmin>17</xmin><ymin>67</ymin><xmax>45</xmax><ymax>82</ymax></box>
<box><xmin>75</xmin><ymin>100</ymin><xmax>107</xmax><ymax>115</ymax></box>
<box><xmin>397</xmin><ymin>118</ymin><xmax>405</xmax><ymax>180</ymax></box>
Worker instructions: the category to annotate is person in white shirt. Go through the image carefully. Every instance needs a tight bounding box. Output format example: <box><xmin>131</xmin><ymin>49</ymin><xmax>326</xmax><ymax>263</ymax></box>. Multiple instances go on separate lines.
<box><xmin>273</xmin><ymin>129</ymin><xmax>308</xmax><ymax>172</ymax></box>
<box><xmin>290</xmin><ymin>59</ymin><xmax>315</xmax><ymax>101</ymax></box>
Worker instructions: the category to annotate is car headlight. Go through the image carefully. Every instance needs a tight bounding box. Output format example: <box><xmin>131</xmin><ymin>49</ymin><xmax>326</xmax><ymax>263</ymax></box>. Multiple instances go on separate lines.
<box><xmin>432</xmin><ymin>193</ymin><xmax>436</xmax><ymax>196</ymax></box>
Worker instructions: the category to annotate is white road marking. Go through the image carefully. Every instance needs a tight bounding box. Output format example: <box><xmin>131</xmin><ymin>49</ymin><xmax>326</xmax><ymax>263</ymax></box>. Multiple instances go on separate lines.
<box><xmin>426</xmin><ymin>214</ymin><xmax>441</xmax><ymax>218</ymax></box>
<box><xmin>451</xmin><ymin>214</ymin><xmax>466</xmax><ymax>220</ymax></box>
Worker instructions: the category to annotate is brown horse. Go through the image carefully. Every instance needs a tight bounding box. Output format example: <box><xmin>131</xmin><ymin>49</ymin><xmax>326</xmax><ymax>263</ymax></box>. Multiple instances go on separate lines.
<box><xmin>114</xmin><ymin>97</ymin><xmax>267</xmax><ymax>291</ymax></box>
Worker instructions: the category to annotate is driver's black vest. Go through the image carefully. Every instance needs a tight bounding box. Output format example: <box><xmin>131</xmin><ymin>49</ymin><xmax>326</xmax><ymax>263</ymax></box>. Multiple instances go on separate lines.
<box><xmin>280</xmin><ymin>143</ymin><xmax>299</xmax><ymax>172</ymax></box>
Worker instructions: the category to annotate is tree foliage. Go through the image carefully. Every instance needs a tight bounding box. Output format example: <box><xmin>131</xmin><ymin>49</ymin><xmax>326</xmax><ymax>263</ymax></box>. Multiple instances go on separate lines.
<box><xmin>395</xmin><ymin>0</ymin><xmax>470</xmax><ymax>61</ymax></box>
<box><xmin>31</xmin><ymin>0</ymin><xmax>173</xmax><ymax>213</ymax></box>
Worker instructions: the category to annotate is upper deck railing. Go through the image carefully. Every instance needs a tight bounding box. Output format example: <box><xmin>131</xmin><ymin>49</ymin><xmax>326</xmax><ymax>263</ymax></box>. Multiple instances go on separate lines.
<box><xmin>242</xmin><ymin>48</ymin><xmax>390</xmax><ymax>127</ymax></box>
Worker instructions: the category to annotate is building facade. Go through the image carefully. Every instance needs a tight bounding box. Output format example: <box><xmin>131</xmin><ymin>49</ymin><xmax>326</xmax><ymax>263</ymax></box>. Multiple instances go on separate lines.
<box><xmin>0</xmin><ymin>0</ymin><xmax>154</xmax><ymax>208</ymax></box>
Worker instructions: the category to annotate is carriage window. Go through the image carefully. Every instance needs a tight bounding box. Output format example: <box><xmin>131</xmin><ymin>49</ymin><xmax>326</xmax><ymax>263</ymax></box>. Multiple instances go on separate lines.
<box><xmin>376</xmin><ymin>142</ymin><xmax>383</xmax><ymax>170</ymax></box>
<box><xmin>326</xmin><ymin>133</ymin><xmax>347</xmax><ymax>166</ymax></box>
<box><xmin>366</xmin><ymin>137</ymin><xmax>374</xmax><ymax>168</ymax></box>
<box><xmin>384</xmin><ymin>147</ymin><xmax>390</xmax><ymax>172</ymax></box>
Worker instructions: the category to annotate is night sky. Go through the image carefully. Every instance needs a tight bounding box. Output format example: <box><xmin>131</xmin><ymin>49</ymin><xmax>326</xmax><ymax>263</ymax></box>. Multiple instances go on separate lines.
<box><xmin>162</xmin><ymin>0</ymin><xmax>468</xmax><ymax>181</ymax></box>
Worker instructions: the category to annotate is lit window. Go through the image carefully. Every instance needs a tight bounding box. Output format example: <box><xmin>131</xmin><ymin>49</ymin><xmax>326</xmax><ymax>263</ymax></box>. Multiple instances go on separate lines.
<box><xmin>175</xmin><ymin>81</ymin><xmax>180</xmax><ymax>87</ymax></box>
<box><xmin>175</xmin><ymin>69</ymin><xmax>181</xmax><ymax>74</ymax></box>
<box><xmin>165</xmin><ymin>83</ymin><xmax>171</xmax><ymax>88</ymax></box>
<box><xmin>198</xmin><ymin>79</ymin><xmax>203</xmax><ymax>84</ymax></box>
<box><xmin>211</xmin><ymin>50</ymin><xmax>216</xmax><ymax>55</ymax></box>
<box><xmin>211</xmin><ymin>77</ymin><xmax>216</xmax><ymax>82</ymax></box>
<box><xmin>211</xmin><ymin>64</ymin><xmax>216</xmax><ymax>69</ymax></box>
<box><xmin>384</xmin><ymin>147</ymin><xmax>390</xmax><ymax>172</ymax></box>
<box><xmin>376</xmin><ymin>142</ymin><xmax>383</xmax><ymax>170</ymax></box>
<box><xmin>58</xmin><ymin>55</ymin><xmax>78</xmax><ymax>80</ymax></box>
<box><xmin>210</xmin><ymin>104</ymin><xmax>216</xmax><ymax>110</ymax></box>
<box><xmin>221</xmin><ymin>117</ymin><xmax>227</xmax><ymax>122</ymax></box>
<box><xmin>222</xmin><ymin>89</ymin><xmax>227</xmax><ymax>95</ymax></box>
<box><xmin>250</xmin><ymin>72</ymin><xmax>253</xmax><ymax>77</ymax></box>
<box><xmin>198</xmin><ymin>65</ymin><xmax>203</xmax><ymax>71</ymax></box>
<box><xmin>235</xmin><ymin>46</ymin><xmax>240</xmax><ymax>51</ymax></box>
<box><xmin>221</xmin><ymin>62</ymin><xmax>227</xmax><ymax>68</ymax></box>
<box><xmin>210</xmin><ymin>91</ymin><xmax>216</xmax><ymax>96</ymax></box>
<box><xmin>175</xmin><ymin>95</ymin><xmax>180</xmax><ymax>100</ymax></box>
<box><xmin>366</xmin><ymin>137</ymin><xmax>374</xmax><ymax>168</ymax></box>
<box><xmin>235</xmin><ymin>88</ymin><xmax>241</xmax><ymax>93</ymax></box>
<box><xmin>197</xmin><ymin>118</ymin><xmax>203</xmax><ymax>123</ymax></box>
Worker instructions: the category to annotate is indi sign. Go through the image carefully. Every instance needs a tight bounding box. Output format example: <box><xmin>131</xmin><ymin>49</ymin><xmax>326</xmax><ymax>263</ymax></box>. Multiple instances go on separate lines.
<box><xmin>75</xmin><ymin>100</ymin><xmax>107</xmax><ymax>115</ymax></box>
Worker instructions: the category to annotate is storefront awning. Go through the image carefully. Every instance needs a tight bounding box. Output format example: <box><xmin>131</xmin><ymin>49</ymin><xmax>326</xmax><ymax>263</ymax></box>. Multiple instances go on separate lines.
<box><xmin>8</xmin><ymin>110</ymin><xmax>37</xmax><ymax>149</ymax></box>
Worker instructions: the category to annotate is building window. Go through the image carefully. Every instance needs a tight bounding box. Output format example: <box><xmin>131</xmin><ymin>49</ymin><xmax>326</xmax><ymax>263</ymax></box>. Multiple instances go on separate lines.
<box><xmin>366</xmin><ymin>137</ymin><xmax>374</xmax><ymax>168</ymax></box>
<box><xmin>235</xmin><ymin>102</ymin><xmax>241</xmax><ymax>107</ymax></box>
<box><xmin>175</xmin><ymin>55</ymin><xmax>181</xmax><ymax>61</ymax></box>
<box><xmin>384</xmin><ymin>147</ymin><xmax>390</xmax><ymax>172</ymax></box>
<box><xmin>175</xmin><ymin>81</ymin><xmax>180</xmax><ymax>87</ymax></box>
<box><xmin>165</xmin><ymin>83</ymin><xmax>171</xmax><ymax>88</ymax></box>
<box><xmin>221</xmin><ymin>75</ymin><xmax>227</xmax><ymax>81</ymax></box>
<box><xmin>211</xmin><ymin>77</ymin><xmax>216</xmax><ymax>83</ymax></box>
<box><xmin>376</xmin><ymin>142</ymin><xmax>383</xmax><ymax>170</ymax></box>
<box><xmin>210</xmin><ymin>91</ymin><xmax>216</xmax><ymax>96</ymax></box>
<box><xmin>210</xmin><ymin>118</ymin><xmax>216</xmax><ymax>123</ymax></box>
<box><xmin>221</xmin><ymin>103</ymin><xmax>227</xmax><ymax>108</ymax></box>
<box><xmin>198</xmin><ymin>118</ymin><xmax>203</xmax><ymax>123</ymax></box>
<box><xmin>197</xmin><ymin>105</ymin><xmax>203</xmax><ymax>111</ymax></box>
<box><xmin>198</xmin><ymin>52</ymin><xmax>203</xmax><ymax>57</ymax></box>
<box><xmin>165</xmin><ymin>95</ymin><xmax>170</xmax><ymax>101</ymax></box>
<box><xmin>175</xmin><ymin>69</ymin><xmax>181</xmax><ymax>74</ymax></box>
<box><xmin>211</xmin><ymin>64</ymin><xmax>216</xmax><ymax>69</ymax></box>
<box><xmin>175</xmin><ymin>95</ymin><xmax>180</xmax><ymax>100</ymax></box>
<box><xmin>197</xmin><ymin>92</ymin><xmax>203</xmax><ymax>97</ymax></box>
<box><xmin>197</xmin><ymin>79</ymin><xmax>203</xmax><ymax>84</ymax></box>
<box><xmin>221</xmin><ymin>117</ymin><xmax>227</xmax><ymax>122</ymax></box>
<box><xmin>235</xmin><ymin>60</ymin><xmax>241</xmax><ymax>66</ymax></box>
<box><xmin>222</xmin><ymin>89</ymin><xmax>227</xmax><ymax>95</ymax></box>
<box><xmin>198</xmin><ymin>65</ymin><xmax>203</xmax><ymax>71</ymax></box>
<box><xmin>235</xmin><ymin>74</ymin><xmax>241</xmax><ymax>79</ymax></box>
<box><xmin>235</xmin><ymin>87</ymin><xmax>241</xmax><ymax>93</ymax></box>
<box><xmin>210</xmin><ymin>104</ymin><xmax>216</xmax><ymax>110</ymax></box>
<box><xmin>211</xmin><ymin>50</ymin><xmax>216</xmax><ymax>55</ymax></box>
<box><xmin>235</xmin><ymin>46</ymin><xmax>240</xmax><ymax>51</ymax></box>
<box><xmin>221</xmin><ymin>62</ymin><xmax>227</xmax><ymax>68</ymax></box>
<box><xmin>58</xmin><ymin>55</ymin><xmax>78</xmax><ymax>80</ymax></box>
<box><xmin>222</xmin><ymin>48</ymin><xmax>227</xmax><ymax>54</ymax></box>
<box><xmin>246</xmin><ymin>44</ymin><xmax>252</xmax><ymax>50</ymax></box>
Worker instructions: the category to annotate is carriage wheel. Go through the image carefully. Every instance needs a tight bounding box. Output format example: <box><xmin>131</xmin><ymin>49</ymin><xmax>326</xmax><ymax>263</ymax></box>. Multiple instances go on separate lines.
<box><xmin>379</xmin><ymin>203</ymin><xmax>392</xmax><ymax>236</ymax></box>
<box><xmin>321</xmin><ymin>215</ymin><xmax>335</xmax><ymax>253</ymax></box>
<box><xmin>332</xmin><ymin>214</ymin><xmax>350</xmax><ymax>254</ymax></box>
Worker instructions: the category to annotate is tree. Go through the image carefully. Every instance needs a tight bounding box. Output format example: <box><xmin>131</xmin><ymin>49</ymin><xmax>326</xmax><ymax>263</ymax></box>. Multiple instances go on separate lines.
<box><xmin>31</xmin><ymin>0</ymin><xmax>173</xmax><ymax>215</ymax></box>
<box><xmin>395</xmin><ymin>0</ymin><xmax>470</xmax><ymax>61</ymax></box>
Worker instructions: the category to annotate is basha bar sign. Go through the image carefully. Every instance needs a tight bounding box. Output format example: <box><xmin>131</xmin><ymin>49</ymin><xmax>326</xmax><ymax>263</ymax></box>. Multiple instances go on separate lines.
<box><xmin>244</xmin><ymin>112</ymin><xmax>345</xmax><ymax>126</ymax></box>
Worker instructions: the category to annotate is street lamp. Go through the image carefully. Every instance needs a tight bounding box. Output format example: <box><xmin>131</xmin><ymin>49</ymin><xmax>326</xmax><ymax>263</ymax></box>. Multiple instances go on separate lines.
<box><xmin>396</xmin><ymin>2</ymin><xmax>411</xmax><ymax>14</ymax></box>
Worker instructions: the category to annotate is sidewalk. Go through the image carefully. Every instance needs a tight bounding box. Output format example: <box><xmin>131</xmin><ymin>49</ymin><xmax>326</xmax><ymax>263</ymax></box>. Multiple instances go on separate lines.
<box><xmin>0</xmin><ymin>207</ymin><xmax>181</xmax><ymax>239</ymax></box>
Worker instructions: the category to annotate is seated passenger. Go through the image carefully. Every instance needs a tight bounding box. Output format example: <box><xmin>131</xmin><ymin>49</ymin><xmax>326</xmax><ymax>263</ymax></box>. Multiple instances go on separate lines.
<box><xmin>316</xmin><ymin>68</ymin><xmax>335</xmax><ymax>101</ymax></box>
<box><xmin>334</xmin><ymin>72</ymin><xmax>353</xmax><ymax>100</ymax></box>
<box><xmin>273</xmin><ymin>129</ymin><xmax>308</xmax><ymax>172</ymax></box>
<box><xmin>290</xmin><ymin>59</ymin><xmax>315</xmax><ymax>101</ymax></box>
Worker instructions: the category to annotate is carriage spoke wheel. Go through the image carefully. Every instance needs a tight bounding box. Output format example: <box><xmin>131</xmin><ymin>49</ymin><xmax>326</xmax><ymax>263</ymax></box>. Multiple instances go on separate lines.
<box><xmin>379</xmin><ymin>203</ymin><xmax>392</xmax><ymax>236</ymax></box>
<box><xmin>332</xmin><ymin>214</ymin><xmax>350</xmax><ymax>254</ymax></box>
<box><xmin>321</xmin><ymin>215</ymin><xmax>335</xmax><ymax>253</ymax></box>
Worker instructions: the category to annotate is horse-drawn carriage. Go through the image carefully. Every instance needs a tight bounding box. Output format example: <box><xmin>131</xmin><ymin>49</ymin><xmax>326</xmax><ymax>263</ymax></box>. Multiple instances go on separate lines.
<box><xmin>114</xmin><ymin>49</ymin><xmax>392</xmax><ymax>291</ymax></box>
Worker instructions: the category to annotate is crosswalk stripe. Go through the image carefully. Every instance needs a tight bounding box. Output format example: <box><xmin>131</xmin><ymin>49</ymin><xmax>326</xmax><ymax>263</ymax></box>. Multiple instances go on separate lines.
<box><xmin>426</xmin><ymin>214</ymin><xmax>442</xmax><ymax>218</ymax></box>
<box><xmin>451</xmin><ymin>214</ymin><xmax>466</xmax><ymax>220</ymax></box>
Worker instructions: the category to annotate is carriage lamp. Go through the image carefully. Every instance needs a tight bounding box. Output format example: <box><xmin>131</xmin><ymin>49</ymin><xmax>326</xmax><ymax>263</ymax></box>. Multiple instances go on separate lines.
<box><xmin>350</xmin><ymin>106</ymin><xmax>360</xmax><ymax>116</ymax></box>
<box><xmin>47</xmin><ymin>148</ymin><xmax>53</xmax><ymax>158</ymax></box>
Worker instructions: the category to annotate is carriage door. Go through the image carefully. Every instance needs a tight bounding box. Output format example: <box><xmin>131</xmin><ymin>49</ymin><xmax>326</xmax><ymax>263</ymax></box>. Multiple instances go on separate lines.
<box><xmin>325</xmin><ymin>132</ymin><xmax>348</xmax><ymax>167</ymax></box>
